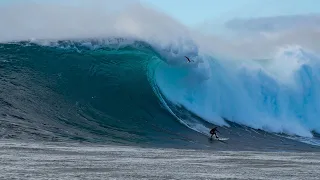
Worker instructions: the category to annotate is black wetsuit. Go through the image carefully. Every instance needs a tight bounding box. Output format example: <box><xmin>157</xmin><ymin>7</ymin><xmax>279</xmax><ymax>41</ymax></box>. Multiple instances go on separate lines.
<box><xmin>210</xmin><ymin>127</ymin><xmax>219</xmax><ymax>138</ymax></box>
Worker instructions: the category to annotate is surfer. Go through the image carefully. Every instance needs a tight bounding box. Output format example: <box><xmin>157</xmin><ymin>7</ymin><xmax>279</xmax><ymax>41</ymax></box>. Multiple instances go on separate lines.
<box><xmin>210</xmin><ymin>127</ymin><xmax>220</xmax><ymax>139</ymax></box>
<box><xmin>184</xmin><ymin>56</ymin><xmax>191</xmax><ymax>63</ymax></box>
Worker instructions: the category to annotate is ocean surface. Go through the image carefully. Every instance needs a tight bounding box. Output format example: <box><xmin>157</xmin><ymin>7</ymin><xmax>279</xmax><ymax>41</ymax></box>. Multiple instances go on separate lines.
<box><xmin>1</xmin><ymin>2</ymin><xmax>320</xmax><ymax>179</ymax></box>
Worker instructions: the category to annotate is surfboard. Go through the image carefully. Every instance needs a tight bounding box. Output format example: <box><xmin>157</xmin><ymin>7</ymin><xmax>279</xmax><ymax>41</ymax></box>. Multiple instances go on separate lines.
<box><xmin>209</xmin><ymin>137</ymin><xmax>229</xmax><ymax>141</ymax></box>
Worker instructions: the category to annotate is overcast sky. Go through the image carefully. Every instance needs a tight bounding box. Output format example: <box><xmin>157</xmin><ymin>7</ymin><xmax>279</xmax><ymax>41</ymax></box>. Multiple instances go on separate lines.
<box><xmin>2</xmin><ymin>0</ymin><xmax>320</xmax><ymax>26</ymax></box>
<box><xmin>141</xmin><ymin>0</ymin><xmax>320</xmax><ymax>26</ymax></box>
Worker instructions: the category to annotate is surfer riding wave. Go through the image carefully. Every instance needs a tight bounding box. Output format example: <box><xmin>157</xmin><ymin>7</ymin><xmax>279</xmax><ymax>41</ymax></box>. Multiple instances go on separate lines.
<box><xmin>210</xmin><ymin>127</ymin><xmax>220</xmax><ymax>139</ymax></box>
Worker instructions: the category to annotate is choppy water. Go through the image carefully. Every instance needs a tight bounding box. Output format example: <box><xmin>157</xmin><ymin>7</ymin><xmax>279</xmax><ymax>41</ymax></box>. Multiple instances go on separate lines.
<box><xmin>1</xmin><ymin>140</ymin><xmax>319</xmax><ymax>180</ymax></box>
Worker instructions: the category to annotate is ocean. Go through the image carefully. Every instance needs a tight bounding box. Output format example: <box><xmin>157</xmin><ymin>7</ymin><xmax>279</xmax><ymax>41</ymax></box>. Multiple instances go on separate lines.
<box><xmin>1</xmin><ymin>1</ymin><xmax>320</xmax><ymax>179</ymax></box>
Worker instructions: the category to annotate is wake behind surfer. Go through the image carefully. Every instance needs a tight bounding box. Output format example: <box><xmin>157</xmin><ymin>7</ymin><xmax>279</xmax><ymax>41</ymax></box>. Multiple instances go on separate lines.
<box><xmin>210</xmin><ymin>127</ymin><xmax>220</xmax><ymax>139</ymax></box>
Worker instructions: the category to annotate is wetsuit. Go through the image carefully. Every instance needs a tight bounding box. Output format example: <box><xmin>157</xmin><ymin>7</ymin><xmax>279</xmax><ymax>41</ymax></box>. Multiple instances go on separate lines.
<box><xmin>210</xmin><ymin>127</ymin><xmax>219</xmax><ymax>138</ymax></box>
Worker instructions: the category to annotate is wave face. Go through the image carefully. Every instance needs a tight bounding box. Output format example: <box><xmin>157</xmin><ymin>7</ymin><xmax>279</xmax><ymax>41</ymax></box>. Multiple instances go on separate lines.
<box><xmin>0</xmin><ymin>40</ymin><xmax>202</xmax><ymax>147</ymax></box>
<box><xmin>1</xmin><ymin>39</ymin><xmax>320</xmax><ymax>149</ymax></box>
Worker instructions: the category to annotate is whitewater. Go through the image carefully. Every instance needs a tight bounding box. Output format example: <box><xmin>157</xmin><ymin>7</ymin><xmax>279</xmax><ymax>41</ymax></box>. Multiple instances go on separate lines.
<box><xmin>1</xmin><ymin>0</ymin><xmax>320</xmax><ymax>147</ymax></box>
